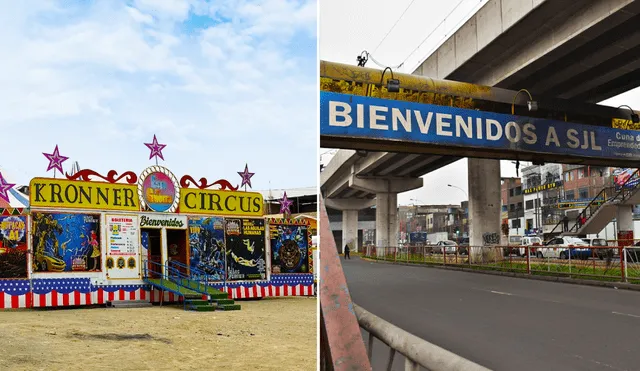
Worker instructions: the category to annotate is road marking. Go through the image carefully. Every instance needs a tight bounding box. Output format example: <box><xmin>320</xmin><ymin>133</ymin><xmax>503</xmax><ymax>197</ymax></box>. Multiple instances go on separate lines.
<box><xmin>611</xmin><ymin>311</ymin><xmax>640</xmax><ymax>318</ymax></box>
<box><xmin>489</xmin><ymin>290</ymin><xmax>512</xmax><ymax>296</ymax></box>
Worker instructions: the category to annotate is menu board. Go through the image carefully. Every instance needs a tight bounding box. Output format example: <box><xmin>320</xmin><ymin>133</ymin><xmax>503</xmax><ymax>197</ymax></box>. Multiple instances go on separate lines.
<box><xmin>105</xmin><ymin>215</ymin><xmax>140</xmax><ymax>279</ymax></box>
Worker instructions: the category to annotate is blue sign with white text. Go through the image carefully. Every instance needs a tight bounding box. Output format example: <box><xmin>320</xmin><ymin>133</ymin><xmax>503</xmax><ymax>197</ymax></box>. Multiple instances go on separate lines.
<box><xmin>320</xmin><ymin>92</ymin><xmax>640</xmax><ymax>161</ymax></box>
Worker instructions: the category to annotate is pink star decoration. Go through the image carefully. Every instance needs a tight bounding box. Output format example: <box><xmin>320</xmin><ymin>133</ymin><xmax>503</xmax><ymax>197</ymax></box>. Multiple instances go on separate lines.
<box><xmin>237</xmin><ymin>164</ymin><xmax>255</xmax><ymax>189</ymax></box>
<box><xmin>0</xmin><ymin>171</ymin><xmax>15</xmax><ymax>204</ymax></box>
<box><xmin>145</xmin><ymin>135</ymin><xmax>167</xmax><ymax>161</ymax></box>
<box><xmin>43</xmin><ymin>145</ymin><xmax>69</xmax><ymax>173</ymax></box>
<box><xmin>279</xmin><ymin>191</ymin><xmax>293</xmax><ymax>215</ymax></box>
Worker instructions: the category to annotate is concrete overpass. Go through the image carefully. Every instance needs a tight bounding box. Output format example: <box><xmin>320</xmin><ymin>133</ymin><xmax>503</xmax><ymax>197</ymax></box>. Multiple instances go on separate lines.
<box><xmin>321</xmin><ymin>0</ymin><xmax>640</xmax><ymax>249</ymax></box>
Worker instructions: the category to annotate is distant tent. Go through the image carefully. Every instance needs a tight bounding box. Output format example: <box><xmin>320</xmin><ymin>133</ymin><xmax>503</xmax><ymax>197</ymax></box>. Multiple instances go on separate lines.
<box><xmin>0</xmin><ymin>166</ymin><xmax>29</xmax><ymax>210</ymax></box>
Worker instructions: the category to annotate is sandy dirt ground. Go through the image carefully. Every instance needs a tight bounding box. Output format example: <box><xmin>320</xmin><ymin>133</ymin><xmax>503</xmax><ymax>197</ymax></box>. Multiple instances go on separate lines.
<box><xmin>0</xmin><ymin>297</ymin><xmax>317</xmax><ymax>371</ymax></box>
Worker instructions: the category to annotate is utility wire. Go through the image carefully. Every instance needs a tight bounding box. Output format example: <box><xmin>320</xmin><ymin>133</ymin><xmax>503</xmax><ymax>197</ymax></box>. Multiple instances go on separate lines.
<box><xmin>399</xmin><ymin>0</ymin><xmax>476</xmax><ymax>70</ymax></box>
<box><xmin>371</xmin><ymin>0</ymin><xmax>417</xmax><ymax>55</ymax></box>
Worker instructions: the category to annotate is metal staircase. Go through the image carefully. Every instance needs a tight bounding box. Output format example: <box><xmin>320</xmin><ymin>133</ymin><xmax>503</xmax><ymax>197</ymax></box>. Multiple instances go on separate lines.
<box><xmin>551</xmin><ymin>169</ymin><xmax>640</xmax><ymax>236</ymax></box>
<box><xmin>143</xmin><ymin>260</ymin><xmax>240</xmax><ymax>311</ymax></box>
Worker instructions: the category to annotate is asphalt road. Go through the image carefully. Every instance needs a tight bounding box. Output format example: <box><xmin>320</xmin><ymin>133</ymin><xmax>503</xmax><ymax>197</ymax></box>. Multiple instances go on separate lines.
<box><xmin>342</xmin><ymin>257</ymin><xmax>640</xmax><ymax>371</ymax></box>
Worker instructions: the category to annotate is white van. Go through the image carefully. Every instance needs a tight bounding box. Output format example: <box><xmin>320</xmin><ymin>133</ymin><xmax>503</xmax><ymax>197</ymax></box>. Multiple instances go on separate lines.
<box><xmin>518</xmin><ymin>236</ymin><xmax>543</xmax><ymax>256</ymax></box>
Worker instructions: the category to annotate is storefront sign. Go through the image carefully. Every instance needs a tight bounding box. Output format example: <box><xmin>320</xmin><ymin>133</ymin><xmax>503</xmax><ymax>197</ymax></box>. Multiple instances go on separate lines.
<box><xmin>106</xmin><ymin>215</ymin><xmax>139</xmax><ymax>256</ymax></box>
<box><xmin>138</xmin><ymin>166</ymin><xmax>180</xmax><ymax>213</ymax></box>
<box><xmin>557</xmin><ymin>199</ymin><xmax>604</xmax><ymax>209</ymax></box>
<box><xmin>321</xmin><ymin>92</ymin><xmax>640</xmax><ymax>161</ymax></box>
<box><xmin>139</xmin><ymin>214</ymin><xmax>188</xmax><ymax>229</ymax></box>
<box><xmin>29</xmin><ymin>178</ymin><xmax>139</xmax><ymax>211</ymax></box>
<box><xmin>179</xmin><ymin>189</ymin><xmax>263</xmax><ymax>216</ymax></box>
<box><xmin>106</xmin><ymin>215</ymin><xmax>140</xmax><ymax>279</ymax></box>
<box><xmin>523</xmin><ymin>181</ymin><xmax>562</xmax><ymax>195</ymax></box>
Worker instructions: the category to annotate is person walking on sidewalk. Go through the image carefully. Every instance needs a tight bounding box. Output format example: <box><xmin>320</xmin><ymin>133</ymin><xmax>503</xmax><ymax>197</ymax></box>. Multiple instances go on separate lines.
<box><xmin>562</xmin><ymin>214</ymin><xmax>569</xmax><ymax>232</ymax></box>
<box><xmin>344</xmin><ymin>244</ymin><xmax>351</xmax><ymax>259</ymax></box>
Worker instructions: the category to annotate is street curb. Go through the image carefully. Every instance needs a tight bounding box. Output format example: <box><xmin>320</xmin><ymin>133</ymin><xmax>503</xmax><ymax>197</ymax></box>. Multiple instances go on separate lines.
<box><xmin>360</xmin><ymin>257</ymin><xmax>640</xmax><ymax>292</ymax></box>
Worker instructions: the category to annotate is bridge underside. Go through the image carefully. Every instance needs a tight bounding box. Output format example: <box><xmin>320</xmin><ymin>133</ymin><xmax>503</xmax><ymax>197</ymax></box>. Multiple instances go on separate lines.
<box><xmin>420</xmin><ymin>0</ymin><xmax>640</xmax><ymax>103</ymax></box>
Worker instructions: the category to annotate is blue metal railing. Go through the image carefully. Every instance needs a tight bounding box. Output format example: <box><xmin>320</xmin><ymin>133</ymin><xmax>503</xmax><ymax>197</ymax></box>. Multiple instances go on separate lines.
<box><xmin>168</xmin><ymin>259</ymin><xmax>227</xmax><ymax>293</ymax></box>
<box><xmin>165</xmin><ymin>260</ymin><xmax>211</xmax><ymax>296</ymax></box>
<box><xmin>143</xmin><ymin>259</ymin><xmax>209</xmax><ymax>310</ymax></box>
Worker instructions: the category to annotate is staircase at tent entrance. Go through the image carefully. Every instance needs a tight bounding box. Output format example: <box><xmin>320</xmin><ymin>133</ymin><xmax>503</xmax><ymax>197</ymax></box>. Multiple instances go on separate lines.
<box><xmin>143</xmin><ymin>260</ymin><xmax>241</xmax><ymax>311</ymax></box>
<box><xmin>550</xmin><ymin>169</ymin><xmax>640</xmax><ymax>236</ymax></box>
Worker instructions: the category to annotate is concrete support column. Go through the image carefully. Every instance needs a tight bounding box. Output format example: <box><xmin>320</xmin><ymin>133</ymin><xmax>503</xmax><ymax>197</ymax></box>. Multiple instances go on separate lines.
<box><xmin>376</xmin><ymin>192</ymin><xmax>398</xmax><ymax>256</ymax></box>
<box><xmin>375</xmin><ymin>192</ymin><xmax>398</xmax><ymax>247</ymax></box>
<box><xmin>617</xmin><ymin>205</ymin><xmax>634</xmax><ymax>245</ymax></box>
<box><xmin>342</xmin><ymin>210</ymin><xmax>359</xmax><ymax>253</ymax></box>
<box><xmin>468</xmin><ymin>158</ymin><xmax>501</xmax><ymax>261</ymax></box>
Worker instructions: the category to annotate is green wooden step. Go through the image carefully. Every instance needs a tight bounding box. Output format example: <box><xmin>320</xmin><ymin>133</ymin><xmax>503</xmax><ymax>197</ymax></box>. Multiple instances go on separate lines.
<box><xmin>185</xmin><ymin>299</ymin><xmax>209</xmax><ymax>306</ymax></box>
<box><xmin>218</xmin><ymin>304</ymin><xmax>241</xmax><ymax>311</ymax></box>
<box><xmin>214</xmin><ymin>299</ymin><xmax>235</xmax><ymax>305</ymax></box>
<box><xmin>189</xmin><ymin>305</ymin><xmax>217</xmax><ymax>312</ymax></box>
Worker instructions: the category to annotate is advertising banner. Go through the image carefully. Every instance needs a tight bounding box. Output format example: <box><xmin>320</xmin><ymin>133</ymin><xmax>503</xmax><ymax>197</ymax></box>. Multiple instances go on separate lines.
<box><xmin>225</xmin><ymin>218</ymin><xmax>266</xmax><ymax>281</ymax></box>
<box><xmin>269</xmin><ymin>223</ymin><xmax>310</xmax><ymax>274</ymax></box>
<box><xmin>29</xmin><ymin>178</ymin><xmax>139</xmax><ymax>211</ymax></box>
<box><xmin>105</xmin><ymin>215</ymin><xmax>140</xmax><ymax>279</ymax></box>
<box><xmin>0</xmin><ymin>215</ymin><xmax>28</xmax><ymax>278</ymax></box>
<box><xmin>179</xmin><ymin>189</ymin><xmax>264</xmax><ymax>216</ymax></box>
<box><xmin>321</xmin><ymin>92</ymin><xmax>640</xmax><ymax>161</ymax></box>
<box><xmin>189</xmin><ymin>216</ymin><xmax>226</xmax><ymax>281</ymax></box>
<box><xmin>32</xmin><ymin>212</ymin><xmax>101</xmax><ymax>273</ymax></box>
<box><xmin>613</xmin><ymin>168</ymin><xmax>639</xmax><ymax>190</ymax></box>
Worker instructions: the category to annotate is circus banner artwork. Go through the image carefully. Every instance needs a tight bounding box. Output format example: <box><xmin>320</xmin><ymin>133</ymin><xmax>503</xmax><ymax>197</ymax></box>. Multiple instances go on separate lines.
<box><xmin>225</xmin><ymin>218</ymin><xmax>266</xmax><ymax>281</ymax></box>
<box><xmin>32</xmin><ymin>212</ymin><xmax>102</xmax><ymax>273</ymax></box>
<box><xmin>189</xmin><ymin>216</ymin><xmax>226</xmax><ymax>281</ymax></box>
<box><xmin>0</xmin><ymin>215</ymin><xmax>28</xmax><ymax>278</ymax></box>
<box><xmin>270</xmin><ymin>223</ymin><xmax>310</xmax><ymax>274</ymax></box>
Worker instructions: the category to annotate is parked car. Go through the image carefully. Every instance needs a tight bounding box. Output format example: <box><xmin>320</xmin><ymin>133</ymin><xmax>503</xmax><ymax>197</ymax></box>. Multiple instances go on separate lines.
<box><xmin>434</xmin><ymin>240</ymin><xmax>459</xmax><ymax>254</ymax></box>
<box><xmin>582</xmin><ymin>238</ymin><xmax>614</xmax><ymax>259</ymax></box>
<box><xmin>538</xmin><ymin>237</ymin><xmax>590</xmax><ymax>259</ymax></box>
<box><xmin>504</xmin><ymin>235</ymin><xmax>523</xmax><ymax>256</ymax></box>
<box><xmin>518</xmin><ymin>236</ymin><xmax>543</xmax><ymax>256</ymax></box>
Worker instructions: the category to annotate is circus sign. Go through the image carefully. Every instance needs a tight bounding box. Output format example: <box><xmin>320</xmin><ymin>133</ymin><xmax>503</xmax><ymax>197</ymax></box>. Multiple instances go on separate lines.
<box><xmin>138</xmin><ymin>166</ymin><xmax>180</xmax><ymax>213</ymax></box>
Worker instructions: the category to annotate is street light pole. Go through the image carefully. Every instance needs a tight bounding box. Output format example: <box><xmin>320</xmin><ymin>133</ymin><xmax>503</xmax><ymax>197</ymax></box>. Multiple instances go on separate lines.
<box><xmin>447</xmin><ymin>184</ymin><xmax>469</xmax><ymax>237</ymax></box>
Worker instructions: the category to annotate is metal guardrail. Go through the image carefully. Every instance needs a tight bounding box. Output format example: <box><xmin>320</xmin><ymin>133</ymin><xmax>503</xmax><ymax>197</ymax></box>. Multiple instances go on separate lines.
<box><xmin>319</xmin><ymin>196</ymin><xmax>371</xmax><ymax>371</ymax></box>
<box><xmin>354</xmin><ymin>303</ymin><xmax>491</xmax><ymax>371</ymax></box>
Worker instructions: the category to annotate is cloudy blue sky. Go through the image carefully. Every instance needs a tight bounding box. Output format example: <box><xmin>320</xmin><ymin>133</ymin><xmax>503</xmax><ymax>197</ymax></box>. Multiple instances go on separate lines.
<box><xmin>0</xmin><ymin>0</ymin><xmax>317</xmax><ymax>191</ymax></box>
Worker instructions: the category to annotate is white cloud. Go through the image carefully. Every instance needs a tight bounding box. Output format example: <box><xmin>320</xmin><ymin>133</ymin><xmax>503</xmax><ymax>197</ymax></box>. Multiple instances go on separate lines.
<box><xmin>0</xmin><ymin>0</ymin><xmax>317</xmax><ymax>190</ymax></box>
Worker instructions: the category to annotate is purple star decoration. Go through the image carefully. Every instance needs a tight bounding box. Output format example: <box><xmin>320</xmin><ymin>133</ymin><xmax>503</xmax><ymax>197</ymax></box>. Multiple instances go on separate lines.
<box><xmin>279</xmin><ymin>191</ymin><xmax>293</xmax><ymax>215</ymax></box>
<box><xmin>145</xmin><ymin>135</ymin><xmax>167</xmax><ymax>161</ymax></box>
<box><xmin>237</xmin><ymin>164</ymin><xmax>255</xmax><ymax>189</ymax></box>
<box><xmin>0</xmin><ymin>172</ymin><xmax>15</xmax><ymax>204</ymax></box>
<box><xmin>43</xmin><ymin>145</ymin><xmax>69</xmax><ymax>174</ymax></box>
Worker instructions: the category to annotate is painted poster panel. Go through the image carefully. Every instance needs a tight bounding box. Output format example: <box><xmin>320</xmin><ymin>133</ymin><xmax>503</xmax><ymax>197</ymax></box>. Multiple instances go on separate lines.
<box><xmin>105</xmin><ymin>215</ymin><xmax>140</xmax><ymax>279</ymax></box>
<box><xmin>0</xmin><ymin>215</ymin><xmax>28</xmax><ymax>278</ymax></box>
<box><xmin>189</xmin><ymin>216</ymin><xmax>226</xmax><ymax>281</ymax></box>
<box><xmin>270</xmin><ymin>223</ymin><xmax>309</xmax><ymax>274</ymax></box>
<box><xmin>225</xmin><ymin>218</ymin><xmax>266</xmax><ymax>281</ymax></box>
<box><xmin>32</xmin><ymin>212</ymin><xmax>101</xmax><ymax>273</ymax></box>
<box><xmin>320</xmin><ymin>92</ymin><xmax>640</xmax><ymax>161</ymax></box>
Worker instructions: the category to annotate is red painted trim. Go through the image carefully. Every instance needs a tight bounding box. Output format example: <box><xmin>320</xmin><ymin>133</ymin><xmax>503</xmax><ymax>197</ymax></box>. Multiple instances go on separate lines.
<box><xmin>51</xmin><ymin>290</ymin><xmax>58</xmax><ymax>307</ymax></box>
